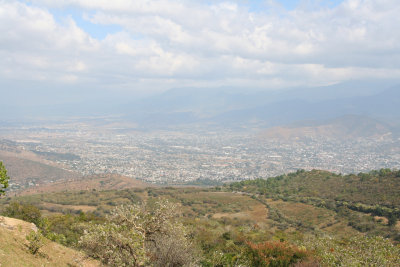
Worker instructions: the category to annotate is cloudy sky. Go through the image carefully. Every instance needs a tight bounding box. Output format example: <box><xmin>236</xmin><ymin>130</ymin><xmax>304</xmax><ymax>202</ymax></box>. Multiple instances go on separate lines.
<box><xmin>1</xmin><ymin>0</ymin><xmax>400</xmax><ymax>102</ymax></box>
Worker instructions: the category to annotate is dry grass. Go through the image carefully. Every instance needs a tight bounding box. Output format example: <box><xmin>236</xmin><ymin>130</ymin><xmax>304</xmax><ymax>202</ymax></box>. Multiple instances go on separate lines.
<box><xmin>0</xmin><ymin>151</ymin><xmax>79</xmax><ymax>185</ymax></box>
<box><xmin>374</xmin><ymin>215</ymin><xmax>389</xmax><ymax>224</ymax></box>
<box><xmin>212</xmin><ymin>202</ymin><xmax>268</xmax><ymax>224</ymax></box>
<box><xmin>40</xmin><ymin>202</ymin><xmax>97</xmax><ymax>213</ymax></box>
<box><xmin>0</xmin><ymin>216</ymin><xmax>37</xmax><ymax>235</ymax></box>
<box><xmin>268</xmin><ymin>199</ymin><xmax>336</xmax><ymax>226</ymax></box>
<box><xmin>0</xmin><ymin>216</ymin><xmax>100</xmax><ymax>267</ymax></box>
<box><xmin>18</xmin><ymin>173</ymin><xmax>152</xmax><ymax>196</ymax></box>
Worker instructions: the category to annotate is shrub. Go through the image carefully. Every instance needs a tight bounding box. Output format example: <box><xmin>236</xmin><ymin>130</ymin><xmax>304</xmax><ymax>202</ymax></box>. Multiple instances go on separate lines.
<box><xmin>26</xmin><ymin>230</ymin><xmax>45</xmax><ymax>255</ymax></box>
<box><xmin>79</xmin><ymin>199</ymin><xmax>197</xmax><ymax>267</ymax></box>
<box><xmin>244</xmin><ymin>241</ymin><xmax>311</xmax><ymax>267</ymax></box>
<box><xmin>3</xmin><ymin>201</ymin><xmax>42</xmax><ymax>226</ymax></box>
<box><xmin>0</xmin><ymin>161</ymin><xmax>9</xmax><ymax>196</ymax></box>
<box><xmin>300</xmin><ymin>234</ymin><xmax>400</xmax><ymax>266</ymax></box>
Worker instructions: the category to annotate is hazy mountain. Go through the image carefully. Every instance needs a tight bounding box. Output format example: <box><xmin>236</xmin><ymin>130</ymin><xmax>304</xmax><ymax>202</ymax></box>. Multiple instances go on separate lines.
<box><xmin>122</xmin><ymin>83</ymin><xmax>400</xmax><ymax>129</ymax></box>
<box><xmin>125</xmin><ymin>81</ymin><xmax>392</xmax><ymax>116</ymax></box>
<box><xmin>209</xmin><ymin>86</ymin><xmax>400</xmax><ymax>128</ymax></box>
<box><xmin>2</xmin><ymin>81</ymin><xmax>399</xmax><ymax>131</ymax></box>
<box><xmin>258</xmin><ymin>115</ymin><xmax>395</xmax><ymax>141</ymax></box>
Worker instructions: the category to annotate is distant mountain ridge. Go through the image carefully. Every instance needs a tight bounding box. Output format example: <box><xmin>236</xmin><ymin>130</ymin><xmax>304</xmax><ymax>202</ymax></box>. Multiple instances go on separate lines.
<box><xmin>258</xmin><ymin>115</ymin><xmax>395</xmax><ymax>140</ymax></box>
<box><xmin>122</xmin><ymin>83</ymin><xmax>400</xmax><ymax>131</ymax></box>
<box><xmin>3</xmin><ymin>81</ymin><xmax>399</xmax><ymax>133</ymax></box>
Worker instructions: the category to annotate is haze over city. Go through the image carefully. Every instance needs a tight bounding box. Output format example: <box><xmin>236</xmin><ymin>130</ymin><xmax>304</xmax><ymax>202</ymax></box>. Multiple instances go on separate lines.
<box><xmin>0</xmin><ymin>0</ymin><xmax>399</xmax><ymax>187</ymax></box>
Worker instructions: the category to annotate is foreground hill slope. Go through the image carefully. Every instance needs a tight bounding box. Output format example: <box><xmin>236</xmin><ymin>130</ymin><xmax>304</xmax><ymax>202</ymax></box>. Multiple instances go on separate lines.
<box><xmin>0</xmin><ymin>216</ymin><xmax>99</xmax><ymax>267</ymax></box>
<box><xmin>2</xmin><ymin>168</ymin><xmax>400</xmax><ymax>266</ymax></box>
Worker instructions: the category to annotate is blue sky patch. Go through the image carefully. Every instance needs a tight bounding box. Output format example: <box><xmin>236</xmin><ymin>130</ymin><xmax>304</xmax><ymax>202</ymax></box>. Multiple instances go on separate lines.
<box><xmin>50</xmin><ymin>7</ymin><xmax>123</xmax><ymax>40</ymax></box>
<box><xmin>248</xmin><ymin>0</ymin><xmax>344</xmax><ymax>12</ymax></box>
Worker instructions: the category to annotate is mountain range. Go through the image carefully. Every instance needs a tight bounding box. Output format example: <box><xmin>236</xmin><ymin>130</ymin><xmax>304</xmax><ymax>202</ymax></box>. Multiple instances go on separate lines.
<box><xmin>2</xmin><ymin>81</ymin><xmax>400</xmax><ymax>135</ymax></box>
<box><xmin>122</xmin><ymin>83</ymin><xmax>400</xmax><ymax>131</ymax></box>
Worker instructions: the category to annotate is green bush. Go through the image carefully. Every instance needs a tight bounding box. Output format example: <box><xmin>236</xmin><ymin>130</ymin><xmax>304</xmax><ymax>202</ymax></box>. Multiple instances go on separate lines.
<box><xmin>2</xmin><ymin>201</ymin><xmax>42</xmax><ymax>226</ymax></box>
<box><xmin>26</xmin><ymin>230</ymin><xmax>45</xmax><ymax>255</ymax></box>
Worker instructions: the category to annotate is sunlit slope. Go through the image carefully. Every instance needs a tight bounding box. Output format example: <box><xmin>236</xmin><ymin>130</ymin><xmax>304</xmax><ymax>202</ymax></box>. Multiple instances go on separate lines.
<box><xmin>0</xmin><ymin>152</ymin><xmax>79</xmax><ymax>188</ymax></box>
<box><xmin>18</xmin><ymin>173</ymin><xmax>152</xmax><ymax>196</ymax></box>
<box><xmin>0</xmin><ymin>216</ymin><xmax>99</xmax><ymax>267</ymax></box>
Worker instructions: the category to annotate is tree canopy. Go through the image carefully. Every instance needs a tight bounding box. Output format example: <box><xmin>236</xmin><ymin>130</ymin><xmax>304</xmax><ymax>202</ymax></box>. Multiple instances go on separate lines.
<box><xmin>0</xmin><ymin>161</ymin><xmax>9</xmax><ymax>196</ymax></box>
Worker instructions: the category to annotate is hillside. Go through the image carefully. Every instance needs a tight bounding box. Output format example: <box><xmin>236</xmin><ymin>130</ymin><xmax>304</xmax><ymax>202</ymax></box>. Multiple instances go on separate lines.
<box><xmin>0</xmin><ymin>216</ymin><xmax>99</xmax><ymax>267</ymax></box>
<box><xmin>17</xmin><ymin>173</ymin><xmax>152</xmax><ymax>196</ymax></box>
<box><xmin>0</xmin><ymin>151</ymin><xmax>80</xmax><ymax>190</ymax></box>
<box><xmin>228</xmin><ymin>169</ymin><xmax>400</xmax><ymax>241</ymax></box>
<box><xmin>258</xmin><ymin>115</ymin><xmax>394</xmax><ymax>141</ymax></box>
<box><xmin>228</xmin><ymin>169</ymin><xmax>400</xmax><ymax>208</ymax></box>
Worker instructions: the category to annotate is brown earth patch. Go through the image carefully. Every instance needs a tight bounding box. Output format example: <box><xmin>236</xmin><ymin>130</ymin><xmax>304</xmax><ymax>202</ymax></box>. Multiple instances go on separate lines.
<box><xmin>18</xmin><ymin>173</ymin><xmax>152</xmax><ymax>196</ymax></box>
<box><xmin>212</xmin><ymin>202</ymin><xmax>268</xmax><ymax>224</ymax></box>
<box><xmin>40</xmin><ymin>202</ymin><xmax>97</xmax><ymax>212</ymax></box>
<box><xmin>374</xmin><ymin>215</ymin><xmax>389</xmax><ymax>224</ymax></box>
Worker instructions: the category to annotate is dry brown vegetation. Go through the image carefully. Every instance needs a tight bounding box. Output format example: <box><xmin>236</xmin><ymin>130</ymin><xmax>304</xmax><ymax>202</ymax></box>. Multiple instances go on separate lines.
<box><xmin>0</xmin><ymin>151</ymin><xmax>79</xmax><ymax>185</ymax></box>
<box><xmin>0</xmin><ymin>216</ymin><xmax>99</xmax><ymax>267</ymax></box>
<box><xmin>18</xmin><ymin>173</ymin><xmax>152</xmax><ymax>196</ymax></box>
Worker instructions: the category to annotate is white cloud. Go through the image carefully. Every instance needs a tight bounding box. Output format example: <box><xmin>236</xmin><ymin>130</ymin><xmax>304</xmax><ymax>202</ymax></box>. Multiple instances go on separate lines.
<box><xmin>0</xmin><ymin>1</ymin><xmax>100</xmax><ymax>83</ymax></box>
<box><xmin>1</xmin><ymin>0</ymin><xmax>400</xmax><ymax>93</ymax></box>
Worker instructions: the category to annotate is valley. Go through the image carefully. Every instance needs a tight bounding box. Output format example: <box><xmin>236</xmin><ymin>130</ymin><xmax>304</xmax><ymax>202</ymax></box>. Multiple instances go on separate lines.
<box><xmin>1</xmin><ymin>117</ymin><xmax>399</xmax><ymax>190</ymax></box>
<box><xmin>2</xmin><ymin>1</ymin><xmax>400</xmax><ymax>265</ymax></box>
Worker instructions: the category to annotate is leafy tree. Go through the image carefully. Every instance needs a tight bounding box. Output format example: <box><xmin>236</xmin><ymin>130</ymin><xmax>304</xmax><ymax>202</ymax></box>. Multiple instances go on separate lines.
<box><xmin>0</xmin><ymin>161</ymin><xmax>9</xmax><ymax>196</ymax></box>
<box><xmin>79</xmin><ymin>199</ymin><xmax>197</xmax><ymax>266</ymax></box>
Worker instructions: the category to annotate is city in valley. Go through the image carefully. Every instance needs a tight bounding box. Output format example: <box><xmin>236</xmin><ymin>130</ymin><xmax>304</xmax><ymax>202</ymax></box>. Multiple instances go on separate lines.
<box><xmin>1</xmin><ymin>120</ymin><xmax>399</xmax><ymax>190</ymax></box>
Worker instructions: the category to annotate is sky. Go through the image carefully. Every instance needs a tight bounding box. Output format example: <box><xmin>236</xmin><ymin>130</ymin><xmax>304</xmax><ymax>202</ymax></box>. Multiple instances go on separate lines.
<box><xmin>1</xmin><ymin>0</ymin><xmax>400</xmax><ymax>104</ymax></box>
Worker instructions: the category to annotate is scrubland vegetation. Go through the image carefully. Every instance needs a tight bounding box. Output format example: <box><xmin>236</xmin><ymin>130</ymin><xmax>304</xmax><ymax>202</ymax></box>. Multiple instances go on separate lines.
<box><xmin>1</xmin><ymin>169</ymin><xmax>400</xmax><ymax>266</ymax></box>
